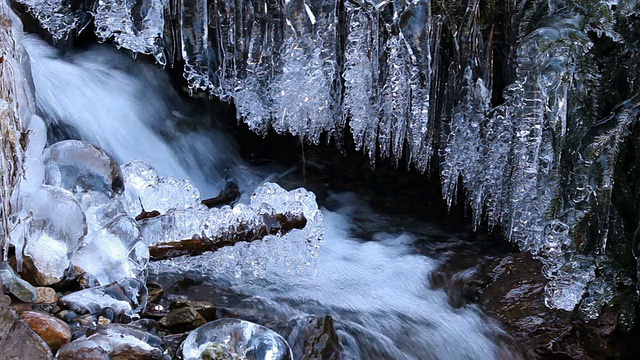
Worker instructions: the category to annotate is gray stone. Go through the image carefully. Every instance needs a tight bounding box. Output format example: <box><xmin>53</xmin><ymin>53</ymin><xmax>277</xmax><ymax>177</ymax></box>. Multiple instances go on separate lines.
<box><xmin>0</xmin><ymin>306</ymin><xmax>53</xmax><ymax>360</ymax></box>
<box><xmin>0</xmin><ymin>262</ymin><xmax>38</xmax><ymax>303</ymax></box>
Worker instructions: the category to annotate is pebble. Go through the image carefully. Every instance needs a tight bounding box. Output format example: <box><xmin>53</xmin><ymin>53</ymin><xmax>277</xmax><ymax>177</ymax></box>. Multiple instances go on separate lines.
<box><xmin>35</xmin><ymin>287</ymin><xmax>58</xmax><ymax>303</ymax></box>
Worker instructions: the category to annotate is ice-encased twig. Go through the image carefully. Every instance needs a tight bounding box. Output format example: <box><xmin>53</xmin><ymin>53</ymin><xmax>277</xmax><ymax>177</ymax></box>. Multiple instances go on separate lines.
<box><xmin>148</xmin><ymin>210</ymin><xmax>307</xmax><ymax>259</ymax></box>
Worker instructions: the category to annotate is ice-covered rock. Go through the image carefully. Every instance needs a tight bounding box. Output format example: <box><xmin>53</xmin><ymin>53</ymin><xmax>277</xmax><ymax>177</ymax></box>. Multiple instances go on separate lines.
<box><xmin>20</xmin><ymin>185</ymin><xmax>87</xmax><ymax>285</ymax></box>
<box><xmin>178</xmin><ymin>318</ymin><xmax>293</xmax><ymax>360</ymax></box>
<box><xmin>56</xmin><ymin>323</ymin><xmax>165</xmax><ymax>360</ymax></box>
<box><xmin>43</xmin><ymin>140</ymin><xmax>124</xmax><ymax>198</ymax></box>
<box><xmin>60</xmin><ymin>278</ymin><xmax>148</xmax><ymax>318</ymax></box>
<box><xmin>0</xmin><ymin>262</ymin><xmax>38</xmax><ymax>302</ymax></box>
<box><xmin>72</xmin><ymin>215</ymin><xmax>147</xmax><ymax>286</ymax></box>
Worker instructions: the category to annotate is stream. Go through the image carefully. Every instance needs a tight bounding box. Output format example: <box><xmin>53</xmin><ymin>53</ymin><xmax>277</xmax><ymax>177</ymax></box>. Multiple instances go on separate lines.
<box><xmin>25</xmin><ymin>34</ymin><xmax>523</xmax><ymax>360</ymax></box>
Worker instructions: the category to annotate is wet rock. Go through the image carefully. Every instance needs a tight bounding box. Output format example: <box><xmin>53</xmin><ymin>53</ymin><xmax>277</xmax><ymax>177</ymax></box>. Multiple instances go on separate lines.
<box><xmin>57</xmin><ymin>309</ymin><xmax>78</xmax><ymax>323</ymax></box>
<box><xmin>35</xmin><ymin>287</ymin><xmax>58</xmax><ymax>303</ymax></box>
<box><xmin>168</xmin><ymin>298</ymin><xmax>216</xmax><ymax>321</ymax></box>
<box><xmin>478</xmin><ymin>252</ymin><xmax>638</xmax><ymax>359</ymax></box>
<box><xmin>289</xmin><ymin>315</ymin><xmax>340</xmax><ymax>360</ymax></box>
<box><xmin>178</xmin><ymin>318</ymin><xmax>292</xmax><ymax>360</ymax></box>
<box><xmin>146</xmin><ymin>282</ymin><xmax>164</xmax><ymax>304</ymax></box>
<box><xmin>57</xmin><ymin>323</ymin><xmax>165</xmax><ymax>360</ymax></box>
<box><xmin>158</xmin><ymin>302</ymin><xmax>206</xmax><ymax>332</ymax></box>
<box><xmin>0</xmin><ymin>261</ymin><xmax>38</xmax><ymax>302</ymax></box>
<box><xmin>21</xmin><ymin>310</ymin><xmax>72</xmax><ymax>351</ymax></box>
<box><xmin>0</xmin><ymin>306</ymin><xmax>53</xmax><ymax>359</ymax></box>
<box><xmin>129</xmin><ymin>319</ymin><xmax>160</xmax><ymax>335</ymax></box>
<box><xmin>0</xmin><ymin>294</ymin><xmax>10</xmax><ymax>307</ymax></box>
<box><xmin>162</xmin><ymin>333</ymin><xmax>188</xmax><ymax>359</ymax></box>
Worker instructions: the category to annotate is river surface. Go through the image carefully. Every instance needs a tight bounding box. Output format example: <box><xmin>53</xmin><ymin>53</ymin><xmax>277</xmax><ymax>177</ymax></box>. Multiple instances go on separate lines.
<box><xmin>24</xmin><ymin>35</ymin><xmax>523</xmax><ymax>360</ymax></box>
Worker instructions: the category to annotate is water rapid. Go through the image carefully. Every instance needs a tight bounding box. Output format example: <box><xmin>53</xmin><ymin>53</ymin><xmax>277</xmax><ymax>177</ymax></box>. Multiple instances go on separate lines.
<box><xmin>24</xmin><ymin>35</ymin><xmax>519</xmax><ymax>360</ymax></box>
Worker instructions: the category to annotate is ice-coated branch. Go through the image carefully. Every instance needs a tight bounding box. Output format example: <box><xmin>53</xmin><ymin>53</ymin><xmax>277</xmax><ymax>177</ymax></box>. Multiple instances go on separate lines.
<box><xmin>148</xmin><ymin>211</ymin><xmax>307</xmax><ymax>260</ymax></box>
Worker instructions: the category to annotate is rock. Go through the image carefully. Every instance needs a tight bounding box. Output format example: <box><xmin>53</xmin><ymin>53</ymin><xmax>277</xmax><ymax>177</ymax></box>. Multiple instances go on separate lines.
<box><xmin>0</xmin><ymin>262</ymin><xmax>38</xmax><ymax>302</ymax></box>
<box><xmin>0</xmin><ymin>295</ymin><xmax>10</xmax><ymax>307</ymax></box>
<box><xmin>477</xmin><ymin>252</ymin><xmax>640</xmax><ymax>359</ymax></box>
<box><xmin>146</xmin><ymin>282</ymin><xmax>164</xmax><ymax>304</ymax></box>
<box><xmin>158</xmin><ymin>303</ymin><xmax>206</xmax><ymax>332</ymax></box>
<box><xmin>162</xmin><ymin>333</ymin><xmax>188</xmax><ymax>359</ymax></box>
<box><xmin>290</xmin><ymin>316</ymin><xmax>340</xmax><ymax>360</ymax></box>
<box><xmin>21</xmin><ymin>310</ymin><xmax>72</xmax><ymax>351</ymax></box>
<box><xmin>35</xmin><ymin>287</ymin><xmax>58</xmax><ymax>303</ymax></box>
<box><xmin>0</xmin><ymin>306</ymin><xmax>53</xmax><ymax>359</ymax></box>
<box><xmin>168</xmin><ymin>298</ymin><xmax>216</xmax><ymax>321</ymax></box>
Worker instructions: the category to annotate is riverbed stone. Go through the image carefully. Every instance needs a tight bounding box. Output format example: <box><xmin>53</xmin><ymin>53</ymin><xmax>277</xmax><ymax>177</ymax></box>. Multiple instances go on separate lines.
<box><xmin>35</xmin><ymin>287</ymin><xmax>58</xmax><ymax>303</ymax></box>
<box><xmin>0</xmin><ymin>261</ymin><xmax>38</xmax><ymax>303</ymax></box>
<box><xmin>0</xmin><ymin>306</ymin><xmax>53</xmax><ymax>359</ymax></box>
<box><xmin>301</xmin><ymin>316</ymin><xmax>340</xmax><ymax>360</ymax></box>
<box><xmin>21</xmin><ymin>310</ymin><xmax>72</xmax><ymax>351</ymax></box>
<box><xmin>158</xmin><ymin>302</ymin><xmax>206</xmax><ymax>332</ymax></box>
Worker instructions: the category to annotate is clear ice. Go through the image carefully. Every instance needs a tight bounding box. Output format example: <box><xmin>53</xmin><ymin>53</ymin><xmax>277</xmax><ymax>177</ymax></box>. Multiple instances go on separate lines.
<box><xmin>179</xmin><ymin>318</ymin><xmax>293</xmax><ymax>360</ymax></box>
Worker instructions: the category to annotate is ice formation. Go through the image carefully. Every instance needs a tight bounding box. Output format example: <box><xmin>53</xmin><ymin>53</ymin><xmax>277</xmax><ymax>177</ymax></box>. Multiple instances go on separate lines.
<box><xmin>10</xmin><ymin>0</ymin><xmax>640</xmax><ymax>317</ymax></box>
<box><xmin>179</xmin><ymin>318</ymin><xmax>293</xmax><ymax>360</ymax></box>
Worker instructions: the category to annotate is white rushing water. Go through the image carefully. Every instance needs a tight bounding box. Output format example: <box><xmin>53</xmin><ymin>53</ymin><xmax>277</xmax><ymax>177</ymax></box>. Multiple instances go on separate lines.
<box><xmin>24</xmin><ymin>36</ymin><xmax>516</xmax><ymax>360</ymax></box>
<box><xmin>23</xmin><ymin>35</ymin><xmax>230</xmax><ymax>195</ymax></box>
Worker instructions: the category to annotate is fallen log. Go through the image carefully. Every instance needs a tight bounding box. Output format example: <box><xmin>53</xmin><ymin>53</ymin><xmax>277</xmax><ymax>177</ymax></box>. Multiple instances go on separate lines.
<box><xmin>148</xmin><ymin>212</ymin><xmax>307</xmax><ymax>260</ymax></box>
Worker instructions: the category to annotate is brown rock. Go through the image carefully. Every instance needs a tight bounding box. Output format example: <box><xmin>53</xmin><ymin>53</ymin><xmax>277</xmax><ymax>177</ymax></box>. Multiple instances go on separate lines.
<box><xmin>0</xmin><ymin>307</ymin><xmax>53</xmax><ymax>359</ymax></box>
<box><xmin>301</xmin><ymin>316</ymin><xmax>341</xmax><ymax>360</ymax></box>
<box><xmin>146</xmin><ymin>282</ymin><xmax>164</xmax><ymax>304</ymax></box>
<box><xmin>35</xmin><ymin>287</ymin><xmax>58</xmax><ymax>304</ymax></box>
<box><xmin>159</xmin><ymin>305</ymin><xmax>206</xmax><ymax>332</ymax></box>
<box><xmin>21</xmin><ymin>310</ymin><xmax>72</xmax><ymax>351</ymax></box>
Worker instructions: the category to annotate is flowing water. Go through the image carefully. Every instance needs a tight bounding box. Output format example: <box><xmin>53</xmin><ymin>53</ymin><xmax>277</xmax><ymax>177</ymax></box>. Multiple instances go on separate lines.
<box><xmin>24</xmin><ymin>35</ymin><xmax>521</xmax><ymax>360</ymax></box>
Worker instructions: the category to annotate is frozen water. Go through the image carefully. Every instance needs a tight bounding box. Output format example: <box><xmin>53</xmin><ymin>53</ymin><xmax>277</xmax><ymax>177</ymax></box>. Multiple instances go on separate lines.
<box><xmin>43</xmin><ymin>140</ymin><xmax>124</xmax><ymax>198</ymax></box>
<box><xmin>19</xmin><ymin>185</ymin><xmax>87</xmax><ymax>284</ymax></box>
<box><xmin>93</xmin><ymin>0</ymin><xmax>167</xmax><ymax>65</ymax></box>
<box><xmin>139</xmin><ymin>205</ymin><xmax>208</xmax><ymax>246</ymax></box>
<box><xmin>60</xmin><ymin>278</ymin><xmax>148</xmax><ymax>317</ymax></box>
<box><xmin>179</xmin><ymin>318</ymin><xmax>292</xmax><ymax>360</ymax></box>
<box><xmin>72</xmin><ymin>215</ymin><xmax>147</xmax><ymax>286</ymax></box>
<box><xmin>56</xmin><ymin>324</ymin><xmax>164</xmax><ymax>359</ymax></box>
<box><xmin>16</xmin><ymin>0</ymin><xmax>88</xmax><ymax>41</ymax></box>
